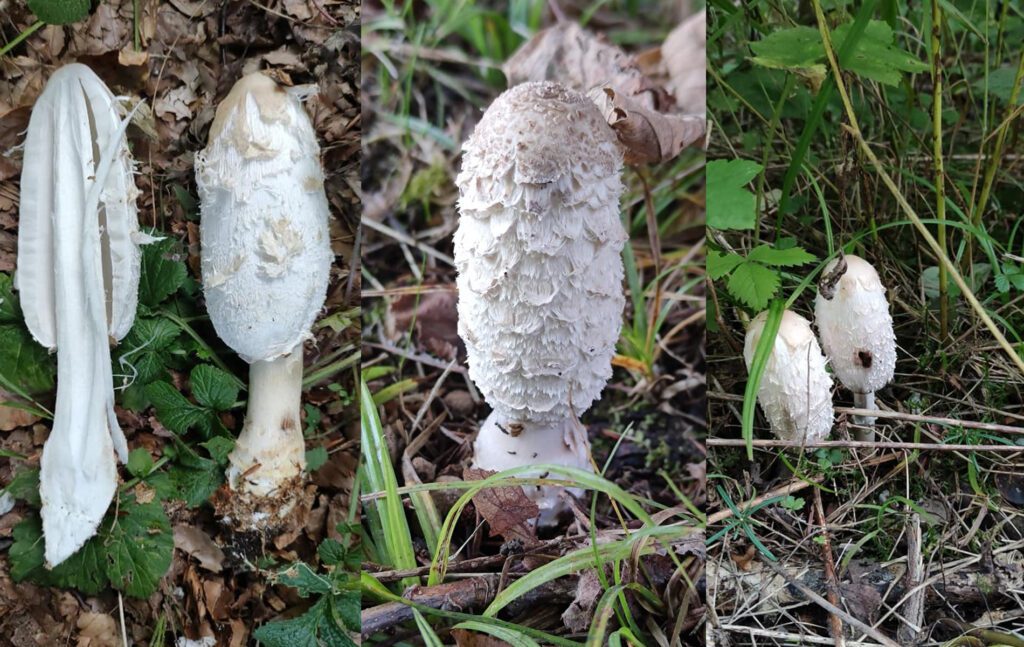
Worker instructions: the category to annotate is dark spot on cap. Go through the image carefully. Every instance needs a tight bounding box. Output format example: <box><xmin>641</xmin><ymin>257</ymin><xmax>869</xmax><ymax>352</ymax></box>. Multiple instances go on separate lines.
<box><xmin>857</xmin><ymin>351</ymin><xmax>873</xmax><ymax>368</ymax></box>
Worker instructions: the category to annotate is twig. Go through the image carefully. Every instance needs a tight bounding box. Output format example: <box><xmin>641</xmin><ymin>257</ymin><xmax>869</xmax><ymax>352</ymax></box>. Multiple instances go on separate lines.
<box><xmin>760</xmin><ymin>559</ymin><xmax>901</xmax><ymax>647</ymax></box>
<box><xmin>707</xmin><ymin>438</ymin><xmax>1024</xmax><ymax>452</ymax></box>
<box><xmin>813</xmin><ymin>488</ymin><xmax>844</xmax><ymax>647</ymax></box>
<box><xmin>363</xmin><ymin>217</ymin><xmax>455</xmax><ymax>266</ymax></box>
<box><xmin>718</xmin><ymin>625</ymin><xmax>886</xmax><ymax>647</ymax></box>
<box><xmin>362</xmin><ymin>576</ymin><xmax>499</xmax><ymax>637</ymax></box>
<box><xmin>897</xmin><ymin>513</ymin><xmax>924</xmax><ymax>644</ymax></box>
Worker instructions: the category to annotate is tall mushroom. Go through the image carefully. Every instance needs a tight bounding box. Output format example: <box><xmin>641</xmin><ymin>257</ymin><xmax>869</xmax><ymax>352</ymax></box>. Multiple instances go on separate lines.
<box><xmin>454</xmin><ymin>81</ymin><xmax>627</xmax><ymax>523</ymax></box>
<box><xmin>17</xmin><ymin>64</ymin><xmax>143</xmax><ymax>566</ymax></box>
<box><xmin>744</xmin><ymin>310</ymin><xmax>834</xmax><ymax>443</ymax></box>
<box><xmin>814</xmin><ymin>253</ymin><xmax>896</xmax><ymax>441</ymax></box>
<box><xmin>195</xmin><ymin>73</ymin><xmax>332</xmax><ymax>525</ymax></box>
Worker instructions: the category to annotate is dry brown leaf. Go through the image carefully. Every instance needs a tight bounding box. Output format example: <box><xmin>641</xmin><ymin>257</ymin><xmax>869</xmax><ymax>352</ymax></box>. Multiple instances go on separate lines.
<box><xmin>588</xmin><ymin>86</ymin><xmax>705</xmax><ymax>164</ymax></box>
<box><xmin>0</xmin><ymin>392</ymin><xmax>40</xmax><ymax>431</ymax></box>
<box><xmin>385</xmin><ymin>288</ymin><xmax>462</xmax><ymax>361</ymax></box>
<box><xmin>452</xmin><ymin>628</ymin><xmax>513</xmax><ymax>647</ymax></box>
<box><xmin>463</xmin><ymin>467</ymin><xmax>539</xmax><ymax>545</ymax></box>
<box><xmin>663</xmin><ymin>11</ymin><xmax>706</xmax><ymax>114</ymax></box>
<box><xmin>561</xmin><ymin>569</ymin><xmax>603</xmax><ymax>632</ymax></box>
<box><xmin>173</xmin><ymin>524</ymin><xmax>227</xmax><ymax>573</ymax></box>
<box><xmin>503</xmin><ymin>22</ymin><xmax>668</xmax><ymax>111</ymax></box>
<box><xmin>76</xmin><ymin>613</ymin><xmax>119</xmax><ymax>647</ymax></box>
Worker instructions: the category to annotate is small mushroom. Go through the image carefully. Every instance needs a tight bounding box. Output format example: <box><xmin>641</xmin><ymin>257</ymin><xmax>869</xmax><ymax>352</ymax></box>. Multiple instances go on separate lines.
<box><xmin>814</xmin><ymin>254</ymin><xmax>896</xmax><ymax>441</ymax></box>
<box><xmin>744</xmin><ymin>310</ymin><xmax>834</xmax><ymax>443</ymax></box>
<box><xmin>454</xmin><ymin>81</ymin><xmax>627</xmax><ymax>523</ymax></box>
<box><xmin>195</xmin><ymin>73</ymin><xmax>332</xmax><ymax>526</ymax></box>
<box><xmin>17</xmin><ymin>64</ymin><xmax>143</xmax><ymax>566</ymax></box>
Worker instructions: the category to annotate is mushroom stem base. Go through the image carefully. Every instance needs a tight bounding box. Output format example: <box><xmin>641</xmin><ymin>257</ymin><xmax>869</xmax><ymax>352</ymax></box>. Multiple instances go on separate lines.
<box><xmin>852</xmin><ymin>391</ymin><xmax>876</xmax><ymax>442</ymax></box>
<box><xmin>472</xmin><ymin>411</ymin><xmax>593</xmax><ymax>526</ymax></box>
<box><xmin>226</xmin><ymin>351</ymin><xmax>307</xmax><ymax>502</ymax></box>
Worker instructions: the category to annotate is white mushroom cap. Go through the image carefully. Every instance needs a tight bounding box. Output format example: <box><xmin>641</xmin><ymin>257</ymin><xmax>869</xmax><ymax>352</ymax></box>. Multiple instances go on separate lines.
<box><xmin>744</xmin><ymin>310</ymin><xmax>834</xmax><ymax>443</ymax></box>
<box><xmin>454</xmin><ymin>81</ymin><xmax>627</xmax><ymax>427</ymax></box>
<box><xmin>814</xmin><ymin>255</ymin><xmax>896</xmax><ymax>395</ymax></box>
<box><xmin>196</xmin><ymin>73</ymin><xmax>332</xmax><ymax>364</ymax></box>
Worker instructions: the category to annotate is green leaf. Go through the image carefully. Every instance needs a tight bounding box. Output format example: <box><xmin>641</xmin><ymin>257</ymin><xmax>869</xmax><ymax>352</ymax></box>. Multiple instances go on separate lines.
<box><xmin>318</xmin><ymin>539</ymin><xmax>345</xmax><ymax>567</ymax></box>
<box><xmin>0</xmin><ymin>324</ymin><xmax>55</xmax><ymax>394</ymax></box>
<box><xmin>0</xmin><ymin>274</ymin><xmax>22</xmax><ymax>322</ymax></box>
<box><xmin>706</xmin><ymin>159</ymin><xmax>762</xmax><ymax>231</ymax></box>
<box><xmin>305</xmin><ymin>446</ymin><xmax>329</xmax><ymax>472</ymax></box>
<box><xmin>746</xmin><ymin>244</ymin><xmax>816</xmax><ymax>267</ymax></box>
<box><xmin>138</xmin><ymin>235</ymin><xmax>188</xmax><ymax>308</ymax></box>
<box><xmin>127</xmin><ymin>448</ymin><xmax>154</xmax><ymax>478</ymax></box>
<box><xmin>27</xmin><ymin>0</ymin><xmax>90</xmax><ymax>24</ymax></box>
<box><xmin>115</xmin><ymin>316</ymin><xmax>182</xmax><ymax>388</ymax></box>
<box><xmin>750</xmin><ymin>25</ymin><xmax>824</xmax><ymax>70</ymax></box>
<box><xmin>145</xmin><ymin>381</ymin><xmax>211</xmax><ymax>436</ymax></box>
<box><xmin>169</xmin><ymin>462</ymin><xmax>223</xmax><ymax>508</ymax></box>
<box><xmin>253</xmin><ymin>597</ymin><xmax>328</xmax><ymax>647</ymax></box>
<box><xmin>833</xmin><ymin>21</ymin><xmax>928</xmax><ymax>86</ymax></box>
<box><xmin>707</xmin><ymin>251</ymin><xmax>745</xmax><ymax>280</ymax></box>
<box><xmin>276</xmin><ymin>562</ymin><xmax>334</xmax><ymax>597</ymax></box>
<box><xmin>332</xmin><ymin>591</ymin><xmax>361</xmax><ymax>634</ymax></box>
<box><xmin>5</xmin><ymin>468</ymin><xmax>41</xmax><ymax>506</ymax></box>
<box><xmin>190</xmin><ymin>364</ymin><xmax>238</xmax><ymax>411</ymax></box>
<box><xmin>727</xmin><ymin>262</ymin><xmax>780</xmax><ymax>311</ymax></box>
<box><xmin>200</xmin><ymin>436</ymin><xmax>235</xmax><ymax>465</ymax></box>
<box><xmin>104</xmin><ymin>498</ymin><xmax>174</xmax><ymax>598</ymax></box>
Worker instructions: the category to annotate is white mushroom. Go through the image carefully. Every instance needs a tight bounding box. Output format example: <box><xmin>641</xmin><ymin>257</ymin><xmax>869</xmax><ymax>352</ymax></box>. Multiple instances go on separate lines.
<box><xmin>195</xmin><ymin>73</ymin><xmax>332</xmax><ymax>523</ymax></box>
<box><xmin>454</xmin><ymin>81</ymin><xmax>627</xmax><ymax>523</ymax></box>
<box><xmin>17</xmin><ymin>63</ymin><xmax>143</xmax><ymax>566</ymax></box>
<box><xmin>744</xmin><ymin>310</ymin><xmax>834</xmax><ymax>444</ymax></box>
<box><xmin>814</xmin><ymin>254</ymin><xmax>896</xmax><ymax>441</ymax></box>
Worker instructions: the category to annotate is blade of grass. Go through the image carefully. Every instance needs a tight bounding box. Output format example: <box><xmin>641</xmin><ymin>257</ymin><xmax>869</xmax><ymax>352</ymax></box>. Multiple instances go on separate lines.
<box><xmin>742</xmin><ymin>299</ymin><xmax>784</xmax><ymax>460</ymax></box>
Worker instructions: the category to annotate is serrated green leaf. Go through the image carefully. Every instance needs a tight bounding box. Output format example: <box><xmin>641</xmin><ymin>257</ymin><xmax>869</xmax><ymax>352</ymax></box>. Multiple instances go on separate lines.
<box><xmin>253</xmin><ymin>597</ymin><xmax>326</xmax><ymax>647</ymax></box>
<box><xmin>145</xmin><ymin>381</ymin><xmax>211</xmax><ymax>436</ymax></box>
<box><xmin>105</xmin><ymin>498</ymin><xmax>173</xmax><ymax>598</ymax></box>
<box><xmin>318</xmin><ymin>539</ymin><xmax>345</xmax><ymax>567</ymax></box>
<box><xmin>139</xmin><ymin>235</ymin><xmax>188</xmax><ymax>308</ymax></box>
<box><xmin>127</xmin><ymin>448</ymin><xmax>154</xmax><ymax>478</ymax></box>
<box><xmin>706</xmin><ymin>159</ymin><xmax>762</xmax><ymax>231</ymax></box>
<box><xmin>305</xmin><ymin>446</ymin><xmax>329</xmax><ymax>472</ymax></box>
<box><xmin>746</xmin><ymin>245</ymin><xmax>816</xmax><ymax>267</ymax></box>
<box><xmin>707</xmin><ymin>251</ymin><xmax>745</xmax><ymax>280</ymax></box>
<box><xmin>0</xmin><ymin>324</ymin><xmax>55</xmax><ymax>395</ymax></box>
<box><xmin>200</xmin><ymin>436</ymin><xmax>235</xmax><ymax>465</ymax></box>
<box><xmin>277</xmin><ymin>562</ymin><xmax>334</xmax><ymax>597</ymax></box>
<box><xmin>10</xmin><ymin>514</ymin><xmax>109</xmax><ymax>595</ymax></box>
<box><xmin>27</xmin><ymin>0</ymin><xmax>90</xmax><ymax>24</ymax></box>
<box><xmin>190</xmin><ymin>364</ymin><xmax>238</xmax><ymax>411</ymax></box>
<box><xmin>750</xmin><ymin>25</ymin><xmax>824</xmax><ymax>70</ymax></box>
<box><xmin>833</xmin><ymin>21</ymin><xmax>928</xmax><ymax>86</ymax></box>
<box><xmin>115</xmin><ymin>317</ymin><xmax>182</xmax><ymax>388</ymax></box>
<box><xmin>169</xmin><ymin>462</ymin><xmax>223</xmax><ymax>508</ymax></box>
<box><xmin>331</xmin><ymin>591</ymin><xmax>361</xmax><ymax>634</ymax></box>
<box><xmin>727</xmin><ymin>262</ymin><xmax>780</xmax><ymax>311</ymax></box>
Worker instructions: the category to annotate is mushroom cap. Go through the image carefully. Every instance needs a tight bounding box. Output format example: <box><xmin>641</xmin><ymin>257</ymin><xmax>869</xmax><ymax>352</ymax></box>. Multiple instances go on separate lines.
<box><xmin>814</xmin><ymin>255</ymin><xmax>896</xmax><ymax>394</ymax></box>
<box><xmin>196</xmin><ymin>73</ymin><xmax>332</xmax><ymax>363</ymax></box>
<box><xmin>454</xmin><ymin>81</ymin><xmax>626</xmax><ymax>425</ymax></box>
<box><xmin>744</xmin><ymin>309</ymin><xmax>834</xmax><ymax>443</ymax></box>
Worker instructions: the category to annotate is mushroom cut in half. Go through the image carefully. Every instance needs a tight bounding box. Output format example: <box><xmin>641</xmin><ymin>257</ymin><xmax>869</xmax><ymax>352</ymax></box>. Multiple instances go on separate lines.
<box><xmin>744</xmin><ymin>310</ymin><xmax>834</xmax><ymax>444</ymax></box>
<box><xmin>814</xmin><ymin>254</ymin><xmax>896</xmax><ymax>441</ymax></box>
<box><xmin>196</xmin><ymin>72</ymin><xmax>332</xmax><ymax>529</ymax></box>
<box><xmin>454</xmin><ymin>81</ymin><xmax>627</xmax><ymax>524</ymax></box>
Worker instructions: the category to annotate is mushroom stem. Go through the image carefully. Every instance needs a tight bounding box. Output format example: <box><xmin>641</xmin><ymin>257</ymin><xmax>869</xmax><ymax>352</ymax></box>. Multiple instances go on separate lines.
<box><xmin>472</xmin><ymin>411</ymin><xmax>590</xmax><ymax>525</ymax></box>
<box><xmin>852</xmin><ymin>391</ymin><xmax>877</xmax><ymax>442</ymax></box>
<box><xmin>226</xmin><ymin>351</ymin><xmax>306</xmax><ymax>497</ymax></box>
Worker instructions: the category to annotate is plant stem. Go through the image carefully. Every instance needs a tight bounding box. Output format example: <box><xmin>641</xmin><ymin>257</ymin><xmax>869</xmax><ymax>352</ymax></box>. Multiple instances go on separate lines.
<box><xmin>810</xmin><ymin>0</ymin><xmax>1024</xmax><ymax>376</ymax></box>
<box><xmin>0</xmin><ymin>21</ymin><xmax>44</xmax><ymax>59</ymax></box>
<box><xmin>930</xmin><ymin>0</ymin><xmax>948</xmax><ymax>340</ymax></box>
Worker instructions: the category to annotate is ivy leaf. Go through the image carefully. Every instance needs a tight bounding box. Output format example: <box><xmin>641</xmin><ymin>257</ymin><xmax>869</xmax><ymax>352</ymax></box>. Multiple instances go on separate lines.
<box><xmin>27</xmin><ymin>0</ymin><xmax>90</xmax><ymax>25</ymax></box>
<box><xmin>191</xmin><ymin>364</ymin><xmax>238</xmax><ymax>411</ymax></box>
<box><xmin>706</xmin><ymin>159</ymin><xmax>762</xmax><ymax>231</ymax></box>
<box><xmin>139</xmin><ymin>234</ymin><xmax>188</xmax><ymax>308</ymax></box>
<box><xmin>727</xmin><ymin>262</ymin><xmax>780</xmax><ymax>311</ymax></box>
<box><xmin>746</xmin><ymin>244</ymin><xmax>816</xmax><ymax>267</ymax></box>
<box><xmin>707</xmin><ymin>251</ymin><xmax>745</xmax><ymax>280</ymax></box>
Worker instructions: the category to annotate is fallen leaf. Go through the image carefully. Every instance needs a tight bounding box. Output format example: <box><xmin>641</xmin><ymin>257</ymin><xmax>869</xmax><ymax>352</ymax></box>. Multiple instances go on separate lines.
<box><xmin>452</xmin><ymin>628</ymin><xmax>512</xmax><ymax>647</ymax></box>
<box><xmin>561</xmin><ymin>569</ymin><xmax>603</xmax><ymax>632</ymax></box>
<box><xmin>588</xmin><ymin>86</ymin><xmax>705</xmax><ymax>164</ymax></box>
<box><xmin>173</xmin><ymin>524</ymin><xmax>226</xmax><ymax>573</ymax></box>
<box><xmin>464</xmin><ymin>467</ymin><xmax>539</xmax><ymax>545</ymax></box>
<box><xmin>385</xmin><ymin>288</ymin><xmax>463</xmax><ymax>361</ymax></box>
<box><xmin>663</xmin><ymin>11</ymin><xmax>707</xmax><ymax>114</ymax></box>
<box><xmin>76</xmin><ymin>613</ymin><xmax>119</xmax><ymax>647</ymax></box>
